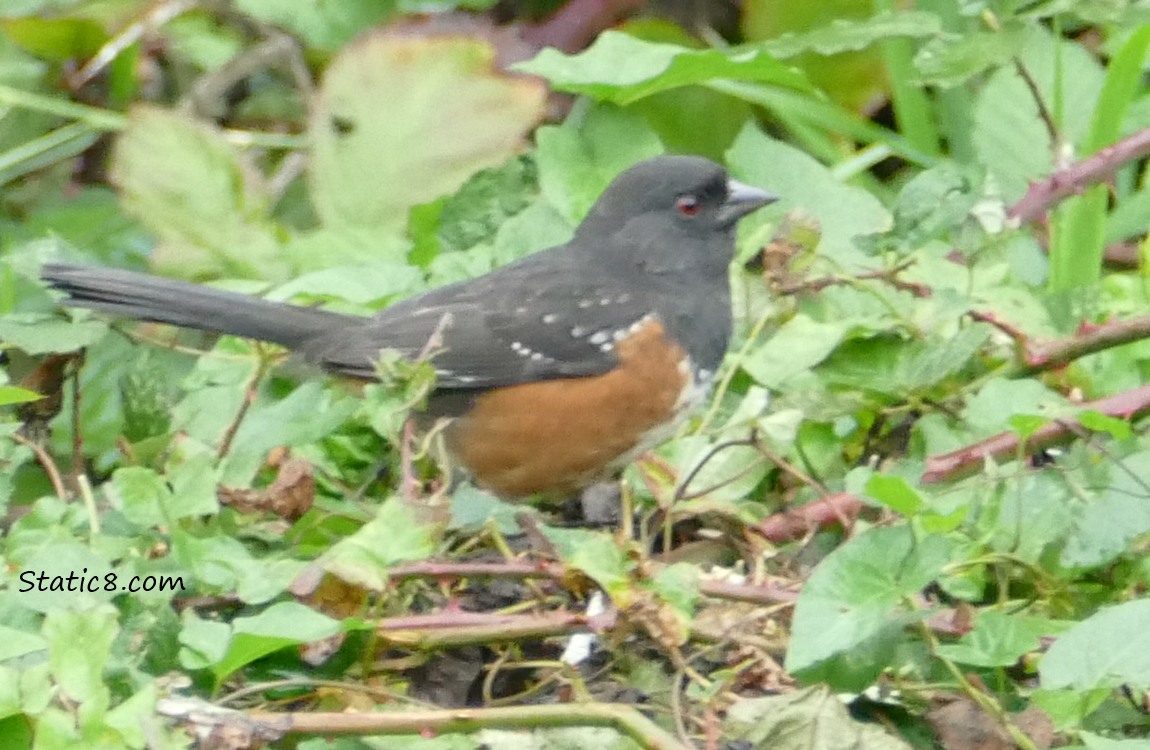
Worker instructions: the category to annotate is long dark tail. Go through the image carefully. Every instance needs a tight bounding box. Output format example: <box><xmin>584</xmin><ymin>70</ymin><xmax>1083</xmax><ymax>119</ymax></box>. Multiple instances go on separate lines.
<box><xmin>40</xmin><ymin>264</ymin><xmax>356</xmax><ymax>350</ymax></box>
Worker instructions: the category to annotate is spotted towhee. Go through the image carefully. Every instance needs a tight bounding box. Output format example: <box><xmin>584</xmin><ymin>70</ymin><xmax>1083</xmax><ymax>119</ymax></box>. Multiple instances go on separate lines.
<box><xmin>41</xmin><ymin>155</ymin><xmax>775</xmax><ymax>498</ymax></box>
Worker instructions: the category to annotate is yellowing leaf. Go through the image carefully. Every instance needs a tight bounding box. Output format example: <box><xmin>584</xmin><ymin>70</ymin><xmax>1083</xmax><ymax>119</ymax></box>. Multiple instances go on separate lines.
<box><xmin>310</xmin><ymin>33</ymin><xmax>546</xmax><ymax>235</ymax></box>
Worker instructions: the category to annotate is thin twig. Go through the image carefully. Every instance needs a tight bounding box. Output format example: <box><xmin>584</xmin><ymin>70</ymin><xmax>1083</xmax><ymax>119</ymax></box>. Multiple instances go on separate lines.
<box><xmin>1018</xmin><ymin>314</ymin><xmax>1150</xmax><ymax>376</ymax></box>
<box><xmin>1011</xmin><ymin>58</ymin><xmax>1061</xmax><ymax>154</ymax></box>
<box><xmin>776</xmin><ymin>260</ymin><xmax>931</xmax><ymax>298</ymax></box>
<box><xmin>218</xmin><ymin>677</ymin><xmax>416</xmax><ymax>708</ymax></box>
<box><xmin>751</xmin><ymin>435</ymin><xmax>830</xmax><ymax>496</ymax></box>
<box><xmin>385</xmin><ymin>559</ymin><xmax>798</xmax><ymax>605</ymax></box>
<box><xmin>921</xmin><ymin>384</ymin><xmax>1150</xmax><ymax>484</ymax></box>
<box><xmin>241</xmin><ymin>703</ymin><xmax>691</xmax><ymax>750</ymax></box>
<box><xmin>217</xmin><ymin>354</ymin><xmax>272</xmax><ymax>459</ymax></box>
<box><xmin>753</xmin><ymin>492</ymin><xmax>864</xmax><ymax>542</ymax></box>
<box><xmin>376</xmin><ymin>609</ymin><xmax>617</xmax><ymax>649</ymax></box>
<box><xmin>12</xmin><ymin>433</ymin><xmax>68</xmax><ymax>500</ymax></box>
<box><xmin>77</xmin><ymin>473</ymin><xmax>100</xmax><ymax>536</ymax></box>
<box><xmin>1009</xmin><ymin>125</ymin><xmax>1150</xmax><ymax>223</ymax></box>
<box><xmin>673</xmin><ymin>433</ymin><xmax>760</xmax><ymax>502</ymax></box>
<box><xmin>64</xmin><ymin>352</ymin><xmax>86</xmax><ymax>484</ymax></box>
<box><xmin>69</xmin><ymin>0</ymin><xmax>197</xmax><ymax>90</ymax></box>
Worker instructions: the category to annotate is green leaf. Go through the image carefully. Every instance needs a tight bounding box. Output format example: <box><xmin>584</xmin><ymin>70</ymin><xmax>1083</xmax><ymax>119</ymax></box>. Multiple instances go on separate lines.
<box><xmin>433</xmin><ymin>155</ymin><xmax>539</xmax><ymax>256</ymax></box>
<box><xmin>726</xmin><ymin>125</ymin><xmax>891</xmax><ymax>266</ymax></box>
<box><xmin>323</xmin><ymin>500</ymin><xmax>438</xmax><ymax>590</ymax></box>
<box><xmin>0</xmin><ymin>624</ymin><xmax>46</xmax><ymax>662</ymax></box>
<box><xmin>111</xmin><ymin>106</ymin><xmax>283</xmax><ymax>280</ymax></box>
<box><xmin>914</xmin><ymin>26</ymin><xmax>1027</xmax><ymax>88</ymax></box>
<box><xmin>1029</xmin><ymin>687</ymin><xmax>1110</xmax><ymax>731</ymax></box>
<box><xmin>448</xmin><ymin>484</ymin><xmax>526</xmax><ymax>536</ymax></box>
<box><xmin>234</xmin><ymin>0</ymin><xmax>397</xmax><ymax>51</ymax></box>
<box><xmin>310</xmin><ymin>34</ymin><xmax>545</xmax><ymax>236</ymax></box>
<box><xmin>213</xmin><ymin>601</ymin><xmax>343</xmax><ymax>680</ymax></box>
<box><xmin>0</xmin><ymin>313</ymin><xmax>107</xmax><ymax>355</ymax></box>
<box><xmin>649</xmin><ymin>562</ymin><xmax>700</xmax><ymax>625</ymax></box>
<box><xmin>725</xmin><ymin>684</ymin><xmax>913</xmax><ymax>749</ymax></box>
<box><xmin>0</xmin><ymin>385</ymin><xmax>41</xmax><ymax>406</ymax></box>
<box><xmin>1076</xmin><ymin>409</ymin><xmax>1132</xmax><ymax>440</ymax></box>
<box><xmin>0</xmin><ymin>667</ymin><xmax>25</xmax><ymax>722</ymax></box>
<box><xmin>762</xmin><ymin>10</ymin><xmax>940</xmax><ymax>58</ymax></box>
<box><xmin>44</xmin><ymin>605</ymin><xmax>117</xmax><ymax>704</ymax></box>
<box><xmin>895</xmin><ymin>323</ymin><xmax>988</xmax><ymax>392</ymax></box>
<box><xmin>1008</xmin><ymin>413</ymin><xmax>1048</xmax><ymax>439</ymax></box>
<box><xmin>16</xmin><ymin>662</ymin><xmax>53</xmax><ymax>717</ymax></box>
<box><xmin>0</xmin><ymin>16</ymin><xmax>107</xmax><ymax>61</ymax></box>
<box><xmin>876</xmin><ymin>161</ymin><xmax>986</xmax><ymax>253</ymax></box>
<box><xmin>864</xmin><ymin>474</ymin><xmax>923</xmax><ymax>515</ymax></box>
<box><xmin>514</xmin><ymin>31</ymin><xmax>810</xmax><ymax>105</ymax></box>
<box><xmin>962</xmin><ymin>378</ymin><xmax>1067</xmax><ymax>436</ymax></box>
<box><xmin>177</xmin><ymin>610</ymin><xmax>231</xmax><ymax>671</ymax></box>
<box><xmin>170</xmin><ymin>530</ymin><xmax>300</xmax><ymax>604</ymax></box>
<box><xmin>12</xmin><ymin>542</ymin><xmax>118</xmax><ymax>612</ymax></box>
<box><xmin>543</xmin><ymin>527</ymin><xmax>634</xmax><ymax>604</ymax></box>
<box><xmin>1081</xmin><ymin>732</ymin><xmax>1150</xmax><ymax>750</ymax></box>
<box><xmin>535</xmin><ymin>104</ymin><xmax>663</xmax><ymax>225</ymax></box>
<box><xmin>166</xmin><ymin>452</ymin><xmax>221</xmax><ymax>519</ymax></box>
<box><xmin>935</xmin><ymin>610</ymin><xmax>1043</xmax><ymax>667</ymax></box>
<box><xmin>670</xmin><ymin>439</ymin><xmax>768</xmax><ymax>504</ymax></box>
<box><xmin>786</xmin><ymin>526</ymin><xmax>950</xmax><ymax>682</ymax></box>
<box><xmin>111</xmin><ymin>467</ymin><xmax>170</xmax><ymax>528</ymax></box>
<box><xmin>741</xmin><ymin>314</ymin><xmax>853</xmax><ymax>389</ymax></box>
<box><xmin>280</xmin><ymin>226</ymin><xmax>412</xmax><ymax>274</ymax></box>
<box><xmin>1049</xmin><ymin>25</ymin><xmax>1150</xmax><ymax>291</ymax></box>
<box><xmin>816</xmin><ymin>335</ymin><xmax>906</xmax><ymax>394</ymax></box>
<box><xmin>1061</xmin><ymin>452</ymin><xmax>1150</xmax><ymax>568</ymax></box>
<box><xmin>102</xmin><ymin>683</ymin><xmax>157</xmax><ymax>749</ymax></box>
<box><xmin>972</xmin><ymin>27</ymin><xmax>1105</xmax><ymax>201</ymax></box>
<box><xmin>222</xmin><ymin>381</ymin><xmax>358</xmax><ymax>484</ymax></box>
<box><xmin>1040</xmin><ymin>598</ymin><xmax>1150</xmax><ymax>690</ymax></box>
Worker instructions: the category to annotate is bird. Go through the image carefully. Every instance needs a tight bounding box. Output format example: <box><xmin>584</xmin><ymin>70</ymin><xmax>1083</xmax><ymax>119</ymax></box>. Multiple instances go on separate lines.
<box><xmin>41</xmin><ymin>155</ymin><xmax>775</xmax><ymax>499</ymax></box>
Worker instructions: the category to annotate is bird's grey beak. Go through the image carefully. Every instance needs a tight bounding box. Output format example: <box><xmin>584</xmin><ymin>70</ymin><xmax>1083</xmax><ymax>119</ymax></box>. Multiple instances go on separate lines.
<box><xmin>719</xmin><ymin>179</ymin><xmax>778</xmax><ymax>226</ymax></box>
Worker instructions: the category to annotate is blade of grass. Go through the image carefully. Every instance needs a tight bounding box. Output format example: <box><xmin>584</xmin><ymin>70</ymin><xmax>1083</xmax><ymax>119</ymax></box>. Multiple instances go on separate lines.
<box><xmin>0</xmin><ymin>84</ymin><xmax>305</xmax><ymax>150</ymax></box>
<box><xmin>0</xmin><ymin>83</ymin><xmax>126</xmax><ymax>130</ymax></box>
<box><xmin>0</xmin><ymin>121</ymin><xmax>101</xmax><ymax>187</ymax></box>
<box><xmin>916</xmin><ymin>0</ymin><xmax>976</xmax><ymax>161</ymax></box>
<box><xmin>1049</xmin><ymin>26</ymin><xmax>1150</xmax><ymax>292</ymax></box>
<box><xmin>873</xmin><ymin>0</ymin><xmax>940</xmax><ymax>157</ymax></box>
<box><xmin>708</xmin><ymin>80</ymin><xmax>936</xmax><ymax>168</ymax></box>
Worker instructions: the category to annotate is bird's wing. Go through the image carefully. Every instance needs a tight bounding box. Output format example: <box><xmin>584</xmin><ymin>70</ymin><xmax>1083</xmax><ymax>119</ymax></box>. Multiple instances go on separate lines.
<box><xmin>302</xmin><ymin>252</ymin><xmax>658</xmax><ymax>389</ymax></box>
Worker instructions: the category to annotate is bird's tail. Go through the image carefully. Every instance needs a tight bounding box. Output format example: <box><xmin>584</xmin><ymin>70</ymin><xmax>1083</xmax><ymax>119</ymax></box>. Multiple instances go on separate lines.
<box><xmin>40</xmin><ymin>264</ymin><xmax>355</xmax><ymax>349</ymax></box>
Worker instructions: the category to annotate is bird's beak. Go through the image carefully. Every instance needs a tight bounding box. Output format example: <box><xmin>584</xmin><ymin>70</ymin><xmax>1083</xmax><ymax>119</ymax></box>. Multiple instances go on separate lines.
<box><xmin>719</xmin><ymin>179</ymin><xmax>777</xmax><ymax>227</ymax></box>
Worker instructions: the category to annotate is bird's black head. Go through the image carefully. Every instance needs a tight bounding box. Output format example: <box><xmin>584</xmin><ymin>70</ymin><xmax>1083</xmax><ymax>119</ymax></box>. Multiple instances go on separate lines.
<box><xmin>575</xmin><ymin>155</ymin><xmax>776</xmax><ymax>276</ymax></box>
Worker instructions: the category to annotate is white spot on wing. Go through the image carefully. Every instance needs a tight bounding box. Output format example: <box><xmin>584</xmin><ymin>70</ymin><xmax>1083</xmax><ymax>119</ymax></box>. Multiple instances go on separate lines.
<box><xmin>588</xmin><ymin>331</ymin><xmax>609</xmax><ymax>345</ymax></box>
<box><xmin>542</xmin><ymin>313</ymin><xmax>559</xmax><ymax>324</ymax></box>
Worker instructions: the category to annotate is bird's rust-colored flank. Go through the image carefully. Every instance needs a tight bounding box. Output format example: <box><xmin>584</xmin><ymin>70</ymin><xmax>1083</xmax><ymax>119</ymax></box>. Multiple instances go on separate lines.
<box><xmin>445</xmin><ymin>320</ymin><xmax>688</xmax><ymax>498</ymax></box>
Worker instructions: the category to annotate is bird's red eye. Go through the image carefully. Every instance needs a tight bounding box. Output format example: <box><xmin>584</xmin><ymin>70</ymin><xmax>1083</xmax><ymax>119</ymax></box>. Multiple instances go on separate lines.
<box><xmin>676</xmin><ymin>195</ymin><xmax>700</xmax><ymax>217</ymax></box>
